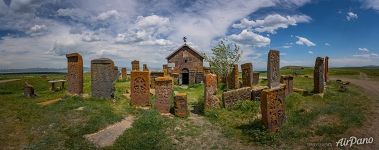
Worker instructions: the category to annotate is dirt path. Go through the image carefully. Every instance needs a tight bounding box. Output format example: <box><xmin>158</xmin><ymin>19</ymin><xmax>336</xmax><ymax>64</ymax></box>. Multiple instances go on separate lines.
<box><xmin>332</xmin><ymin>73</ymin><xmax>379</xmax><ymax>149</ymax></box>
<box><xmin>84</xmin><ymin>116</ymin><xmax>135</xmax><ymax>148</ymax></box>
<box><xmin>0</xmin><ymin>79</ymin><xmax>20</xmax><ymax>84</ymax></box>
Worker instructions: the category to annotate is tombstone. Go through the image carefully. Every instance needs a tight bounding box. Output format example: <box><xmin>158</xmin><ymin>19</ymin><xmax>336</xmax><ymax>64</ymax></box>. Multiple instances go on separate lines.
<box><xmin>155</xmin><ymin>77</ymin><xmax>173</xmax><ymax>113</ymax></box>
<box><xmin>314</xmin><ymin>57</ymin><xmax>325</xmax><ymax>94</ymax></box>
<box><xmin>143</xmin><ymin>64</ymin><xmax>149</xmax><ymax>71</ymax></box>
<box><xmin>204</xmin><ymin>67</ymin><xmax>211</xmax><ymax>74</ymax></box>
<box><xmin>131</xmin><ymin>60</ymin><xmax>140</xmax><ymax>71</ymax></box>
<box><xmin>324</xmin><ymin>56</ymin><xmax>329</xmax><ymax>82</ymax></box>
<box><xmin>204</xmin><ymin>73</ymin><xmax>220</xmax><ymax>110</ymax></box>
<box><xmin>91</xmin><ymin>58</ymin><xmax>115</xmax><ymax>99</ymax></box>
<box><xmin>24</xmin><ymin>82</ymin><xmax>36</xmax><ymax>97</ymax></box>
<box><xmin>174</xmin><ymin>93</ymin><xmax>188</xmax><ymax>117</ymax></box>
<box><xmin>267</xmin><ymin>50</ymin><xmax>280</xmax><ymax>89</ymax></box>
<box><xmin>280</xmin><ymin>75</ymin><xmax>294</xmax><ymax>96</ymax></box>
<box><xmin>114</xmin><ymin>66</ymin><xmax>119</xmax><ymax>81</ymax></box>
<box><xmin>241</xmin><ymin>63</ymin><xmax>253</xmax><ymax>87</ymax></box>
<box><xmin>252</xmin><ymin>72</ymin><xmax>260</xmax><ymax>85</ymax></box>
<box><xmin>223</xmin><ymin>87</ymin><xmax>252</xmax><ymax>108</ymax></box>
<box><xmin>66</xmin><ymin>53</ymin><xmax>83</xmax><ymax>95</ymax></box>
<box><xmin>228</xmin><ymin>64</ymin><xmax>239</xmax><ymax>89</ymax></box>
<box><xmin>261</xmin><ymin>85</ymin><xmax>285</xmax><ymax>132</ymax></box>
<box><xmin>130</xmin><ymin>71</ymin><xmax>150</xmax><ymax>106</ymax></box>
<box><xmin>121</xmin><ymin>68</ymin><xmax>127</xmax><ymax>80</ymax></box>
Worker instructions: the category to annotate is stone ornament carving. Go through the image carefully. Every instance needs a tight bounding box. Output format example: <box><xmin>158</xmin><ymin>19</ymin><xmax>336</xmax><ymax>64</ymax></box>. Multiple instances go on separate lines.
<box><xmin>130</xmin><ymin>71</ymin><xmax>150</xmax><ymax>106</ymax></box>
<box><xmin>267</xmin><ymin>50</ymin><xmax>280</xmax><ymax>89</ymax></box>
<box><xmin>66</xmin><ymin>53</ymin><xmax>83</xmax><ymax>95</ymax></box>
<box><xmin>261</xmin><ymin>86</ymin><xmax>285</xmax><ymax>132</ymax></box>
<box><xmin>314</xmin><ymin>57</ymin><xmax>325</xmax><ymax>94</ymax></box>
<box><xmin>155</xmin><ymin>77</ymin><xmax>173</xmax><ymax>113</ymax></box>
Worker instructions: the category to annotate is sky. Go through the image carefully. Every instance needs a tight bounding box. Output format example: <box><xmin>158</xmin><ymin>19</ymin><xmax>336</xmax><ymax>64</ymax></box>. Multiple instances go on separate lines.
<box><xmin>0</xmin><ymin>0</ymin><xmax>379</xmax><ymax>71</ymax></box>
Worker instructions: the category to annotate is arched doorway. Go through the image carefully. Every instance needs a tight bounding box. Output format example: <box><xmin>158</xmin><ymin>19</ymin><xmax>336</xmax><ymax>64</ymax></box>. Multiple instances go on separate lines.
<box><xmin>181</xmin><ymin>68</ymin><xmax>189</xmax><ymax>85</ymax></box>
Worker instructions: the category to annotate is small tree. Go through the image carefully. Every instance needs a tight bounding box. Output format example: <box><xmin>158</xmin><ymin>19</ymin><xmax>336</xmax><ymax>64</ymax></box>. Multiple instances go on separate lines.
<box><xmin>204</xmin><ymin>40</ymin><xmax>241</xmax><ymax>90</ymax></box>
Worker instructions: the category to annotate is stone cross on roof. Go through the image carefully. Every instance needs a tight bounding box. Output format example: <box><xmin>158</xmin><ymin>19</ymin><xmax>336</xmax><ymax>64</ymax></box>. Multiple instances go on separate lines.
<box><xmin>183</xmin><ymin>36</ymin><xmax>187</xmax><ymax>43</ymax></box>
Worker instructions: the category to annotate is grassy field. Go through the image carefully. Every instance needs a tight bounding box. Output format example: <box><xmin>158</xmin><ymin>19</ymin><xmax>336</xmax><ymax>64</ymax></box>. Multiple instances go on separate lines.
<box><xmin>0</xmin><ymin>67</ymin><xmax>376</xmax><ymax>149</ymax></box>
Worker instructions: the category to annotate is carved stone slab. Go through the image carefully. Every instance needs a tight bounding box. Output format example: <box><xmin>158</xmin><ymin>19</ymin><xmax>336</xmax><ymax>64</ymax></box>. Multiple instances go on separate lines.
<box><xmin>130</xmin><ymin>71</ymin><xmax>150</xmax><ymax>106</ymax></box>
<box><xmin>241</xmin><ymin>63</ymin><xmax>253</xmax><ymax>87</ymax></box>
<box><xmin>314</xmin><ymin>57</ymin><xmax>325</xmax><ymax>93</ymax></box>
<box><xmin>204</xmin><ymin>73</ymin><xmax>220</xmax><ymax>110</ymax></box>
<box><xmin>267</xmin><ymin>50</ymin><xmax>280</xmax><ymax>89</ymax></box>
<box><xmin>223</xmin><ymin>87</ymin><xmax>252</xmax><ymax>109</ymax></box>
<box><xmin>155</xmin><ymin>77</ymin><xmax>173</xmax><ymax>113</ymax></box>
<box><xmin>261</xmin><ymin>85</ymin><xmax>285</xmax><ymax>132</ymax></box>
<box><xmin>174</xmin><ymin>93</ymin><xmax>188</xmax><ymax>117</ymax></box>
<box><xmin>91</xmin><ymin>58</ymin><xmax>115</xmax><ymax>99</ymax></box>
<box><xmin>66</xmin><ymin>53</ymin><xmax>83</xmax><ymax>95</ymax></box>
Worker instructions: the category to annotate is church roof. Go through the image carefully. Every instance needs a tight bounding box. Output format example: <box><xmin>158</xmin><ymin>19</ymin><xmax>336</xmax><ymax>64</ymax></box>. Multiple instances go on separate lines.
<box><xmin>166</xmin><ymin>43</ymin><xmax>204</xmax><ymax>60</ymax></box>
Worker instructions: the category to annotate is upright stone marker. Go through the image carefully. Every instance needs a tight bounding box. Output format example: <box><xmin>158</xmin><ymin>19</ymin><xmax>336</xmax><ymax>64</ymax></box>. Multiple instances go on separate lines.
<box><xmin>252</xmin><ymin>72</ymin><xmax>260</xmax><ymax>85</ymax></box>
<box><xmin>324</xmin><ymin>56</ymin><xmax>329</xmax><ymax>82</ymax></box>
<box><xmin>314</xmin><ymin>57</ymin><xmax>325</xmax><ymax>93</ymax></box>
<box><xmin>143</xmin><ymin>64</ymin><xmax>149</xmax><ymax>71</ymax></box>
<box><xmin>241</xmin><ymin>63</ymin><xmax>253</xmax><ymax>87</ymax></box>
<box><xmin>66</xmin><ymin>53</ymin><xmax>83</xmax><ymax>95</ymax></box>
<box><xmin>155</xmin><ymin>76</ymin><xmax>173</xmax><ymax>113</ymax></box>
<box><xmin>267</xmin><ymin>50</ymin><xmax>280</xmax><ymax>89</ymax></box>
<box><xmin>121</xmin><ymin>68</ymin><xmax>127</xmax><ymax>80</ymax></box>
<box><xmin>131</xmin><ymin>60</ymin><xmax>140</xmax><ymax>71</ymax></box>
<box><xmin>280</xmin><ymin>75</ymin><xmax>294</xmax><ymax>96</ymax></box>
<box><xmin>204</xmin><ymin>73</ymin><xmax>220</xmax><ymax>110</ymax></box>
<box><xmin>174</xmin><ymin>93</ymin><xmax>188</xmax><ymax>118</ymax></box>
<box><xmin>24</xmin><ymin>82</ymin><xmax>36</xmax><ymax>97</ymax></box>
<box><xmin>114</xmin><ymin>66</ymin><xmax>119</xmax><ymax>81</ymax></box>
<box><xmin>261</xmin><ymin>85</ymin><xmax>285</xmax><ymax>132</ymax></box>
<box><xmin>130</xmin><ymin>71</ymin><xmax>150</xmax><ymax>106</ymax></box>
<box><xmin>91</xmin><ymin>58</ymin><xmax>115</xmax><ymax>99</ymax></box>
<box><xmin>228</xmin><ymin>64</ymin><xmax>239</xmax><ymax>89</ymax></box>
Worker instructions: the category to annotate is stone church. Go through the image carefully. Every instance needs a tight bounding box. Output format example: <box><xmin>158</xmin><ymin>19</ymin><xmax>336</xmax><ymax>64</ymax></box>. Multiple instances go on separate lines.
<box><xmin>166</xmin><ymin>43</ymin><xmax>204</xmax><ymax>85</ymax></box>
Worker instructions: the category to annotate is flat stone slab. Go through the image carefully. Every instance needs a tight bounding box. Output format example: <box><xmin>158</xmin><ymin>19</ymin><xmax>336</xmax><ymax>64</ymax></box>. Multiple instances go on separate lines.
<box><xmin>84</xmin><ymin>116</ymin><xmax>135</xmax><ymax>148</ymax></box>
<box><xmin>38</xmin><ymin>98</ymin><xmax>61</xmax><ymax>106</ymax></box>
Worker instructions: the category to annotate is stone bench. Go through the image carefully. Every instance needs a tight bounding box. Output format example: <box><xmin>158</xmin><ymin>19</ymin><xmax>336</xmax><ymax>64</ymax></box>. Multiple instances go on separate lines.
<box><xmin>48</xmin><ymin>80</ymin><xmax>66</xmax><ymax>91</ymax></box>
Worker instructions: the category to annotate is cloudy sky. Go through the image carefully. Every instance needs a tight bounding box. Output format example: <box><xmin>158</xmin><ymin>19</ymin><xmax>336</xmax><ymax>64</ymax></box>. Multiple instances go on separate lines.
<box><xmin>0</xmin><ymin>0</ymin><xmax>379</xmax><ymax>70</ymax></box>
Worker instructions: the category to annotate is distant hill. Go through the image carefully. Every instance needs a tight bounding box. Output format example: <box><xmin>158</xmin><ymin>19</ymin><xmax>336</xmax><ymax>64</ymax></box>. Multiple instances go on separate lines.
<box><xmin>0</xmin><ymin>67</ymin><xmax>90</xmax><ymax>73</ymax></box>
<box><xmin>281</xmin><ymin>66</ymin><xmax>311</xmax><ymax>70</ymax></box>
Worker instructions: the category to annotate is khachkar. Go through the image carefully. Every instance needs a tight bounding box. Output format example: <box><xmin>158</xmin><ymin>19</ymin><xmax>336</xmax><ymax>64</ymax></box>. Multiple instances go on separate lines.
<box><xmin>66</xmin><ymin>53</ymin><xmax>83</xmax><ymax>95</ymax></box>
<box><xmin>261</xmin><ymin>86</ymin><xmax>285</xmax><ymax>132</ymax></box>
<box><xmin>204</xmin><ymin>73</ymin><xmax>220</xmax><ymax>110</ymax></box>
<box><xmin>228</xmin><ymin>64</ymin><xmax>239</xmax><ymax>89</ymax></box>
<box><xmin>130</xmin><ymin>70</ymin><xmax>150</xmax><ymax>106</ymax></box>
<box><xmin>131</xmin><ymin>60</ymin><xmax>140</xmax><ymax>71</ymax></box>
<box><xmin>155</xmin><ymin>76</ymin><xmax>173</xmax><ymax>113</ymax></box>
<box><xmin>252</xmin><ymin>72</ymin><xmax>260</xmax><ymax>85</ymax></box>
<box><xmin>174</xmin><ymin>92</ymin><xmax>188</xmax><ymax>117</ymax></box>
<box><xmin>280</xmin><ymin>75</ymin><xmax>294</xmax><ymax>96</ymax></box>
<box><xmin>114</xmin><ymin>66</ymin><xmax>119</xmax><ymax>81</ymax></box>
<box><xmin>91</xmin><ymin>58</ymin><xmax>115</xmax><ymax>99</ymax></box>
<box><xmin>143</xmin><ymin>64</ymin><xmax>149</xmax><ymax>71</ymax></box>
<box><xmin>324</xmin><ymin>56</ymin><xmax>329</xmax><ymax>82</ymax></box>
<box><xmin>314</xmin><ymin>57</ymin><xmax>325</xmax><ymax>94</ymax></box>
<box><xmin>261</xmin><ymin>49</ymin><xmax>285</xmax><ymax>132</ymax></box>
<box><xmin>267</xmin><ymin>50</ymin><xmax>280</xmax><ymax>88</ymax></box>
<box><xmin>121</xmin><ymin>68</ymin><xmax>127</xmax><ymax>80</ymax></box>
<box><xmin>241</xmin><ymin>63</ymin><xmax>253</xmax><ymax>87</ymax></box>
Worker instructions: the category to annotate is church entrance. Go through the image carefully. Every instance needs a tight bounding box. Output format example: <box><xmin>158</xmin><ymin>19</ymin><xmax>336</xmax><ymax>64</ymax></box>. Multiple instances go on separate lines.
<box><xmin>181</xmin><ymin>68</ymin><xmax>189</xmax><ymax>85</ymax></box>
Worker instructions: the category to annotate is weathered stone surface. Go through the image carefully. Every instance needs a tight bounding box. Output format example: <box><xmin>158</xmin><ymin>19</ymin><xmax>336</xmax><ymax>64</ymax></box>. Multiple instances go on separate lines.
<box><xmin>280</xmin><ymin>75</ymin><xmax>294</xmax><ymax>96</ymax></box>
<box><xmin>114</xmin><ymin>66</ymin><xmax>119</xmax><ymax>81</ymax></box>
<box><xmin>189</xmin><ymin>70</ymin><xmax>196</xmax><ymax>84</ymax></box>
<box><xmin>195</xmin><ymin>72</ymin><xmax>204</xmax><ymax>83</ymax></box>
<box><xmin>121</xmin><ymin>68</ymin><xmax>127</xmax><ymax>80</ymax></box>
<box><xmin>252</xmin><ymin>72</ymin><xmax>260</xmax><ymax>85</ymax></box>
<box><xmin>267</xmin><ymin>50</ymin><xmax>280</xmax><ymax>89</ymax></box>
<box><xmin>261</xmin><ymin>85</ymin><xmax>285</xmax><ymax>132</ymax></box>
<box><xmin>324</xmin><ymin>56</ymin><xmax>329</xmax><ymax>82</ymax></box>
<box><xmin>150</xmin><ymin>72</ymin><xmax>164</xmax><ymax>89</ymax></box>
<box><xmin>204</xmin><ymin>67</ymin><xmax>211</xmax><ymax>74</ymax></box>
<box><xmin>143</xmin><ymin>64</ymin><xmax>149</xmax><ymax>71</ymax></box>
<box><xmin>24</xmin><ymin>81</ymin><xmax>36</xmax><ymax>97</ymax></box>
<box><xmin>228</xmin><ymin>64</ymin><xmax>239</xmax><ymax>89</ymax></box>
<box><xmin>91</xmin><ymin>58</ymin><xmax>115</xmax><ymax>99</ymax></box>
<box><xmin>155</xmin><ymin>77</ymin><xmax>173</xmax><ymax>113</ymax></box>
<box><xmin>241</xmin><ymin>63</ymin><xmax>253</xmax><ymax>87</ymax></box>
<box><xmin>314</xmin><ymin>57</ymin><xmax>325</xmax><ymax>94</ymax></box>
<box><xmin>223</xmin><ymin>87</ymin><xmax>252</xmax><ymax>109</ymax></box>
<box><xmin>130</xmin><ymin>71</ymin><xmax>150</xmax><ymax>106</ymax></box>
<box><xmin>66</xmin><ymin>53</ymin><xmax>83</xmax><ymax>95</ymax></box>
<box><xmin>131</xmin><ymin>60</ymin><xmax>140</xmax><ymax>71</ymax></box>
<box><xmin>174</xmin><ymin>93</ymin><xmax>188</xmax><ymax>117</ymax></box>
<box><xmin>204</xmin><ymin>73</ymin><xmax>220</xmax><ymax>110</ymax></box>
<box><xmin>251</xmin><ymin>86</ymin><xmax>266</xmax><ymax>101</ymax></box>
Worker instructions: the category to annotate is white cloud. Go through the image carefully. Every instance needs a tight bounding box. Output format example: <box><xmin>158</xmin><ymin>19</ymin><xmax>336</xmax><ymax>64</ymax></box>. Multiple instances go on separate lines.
<box><xmin>282</xmin><ymin>45</ymin><xmax>292</xmax><ymax>48</ymax></box>
<box><xmin>136</xmin><ymin>15</ymin><xmax>169</xmax><ymax>28</ymax></box>
<box><xmin>361</xmin><ymin>0</ymin><xmax>379</xmax><ymax>11</ymax></box>
<box><xmin>96</xmin><ymin>10</ymin><xmax>120</xmax><ymax>21</ymax></box>
<box><xmin>228</xmin><ymin>30</ymin><xmax>271</xmax><ymax>47</ymax></box>
<box><xmin>358</xmin><ymin>47</ymin><xmax>369</xmax><ymax>52</ymax></box>
<box><xmin>308</xmin><ymin>50</ymin><xmax>313</xmax><ymax>54</ymax></box>
<box><xmin>325</xmin><ymin>43</ymin><xmax>330</xmax><ymax>46</ymax></box>
<box><xmin>354</xmin><ymin>48</ymin><xmax>378</xmax><ymax>58</ymax></box>
<box><xmin>346</xmin><ymin>12</ymin><xmax>358</xmax><ymax>21</ymax></box>
<box><xmin>295</xmin><ymin>36</ymin><xmax>316</xmax><ymax>46</ymax></box>
<box><xmin>232</xmin><ymin>14</ymin><xmax>311</xmax><ymax>33</ymax></box>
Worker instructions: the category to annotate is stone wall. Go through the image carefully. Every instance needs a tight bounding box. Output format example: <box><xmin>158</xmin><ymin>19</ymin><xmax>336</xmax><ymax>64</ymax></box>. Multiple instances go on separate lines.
<box><xmin>91</xmin><ymin>58</ymin><xmax>115</xmax><ymax>99</ymax></box>
<box><xmin>66</xmin><ymin>53</ymin><xmax>83</xmax><ymax>95</ymax></box>
<box><xmin>130</xmin><ymin>71</ymin><xmax>150</xmax><ymax>106</ymax></box>
<box><xmin>223</xmin><ymin>87</ymin><xmax>252</xmax><ymax>109</ymax></box>
<box><xmin>155</xmin><ymin>77</ymin><xmax>173</xmax><ymax>113</ymax></box>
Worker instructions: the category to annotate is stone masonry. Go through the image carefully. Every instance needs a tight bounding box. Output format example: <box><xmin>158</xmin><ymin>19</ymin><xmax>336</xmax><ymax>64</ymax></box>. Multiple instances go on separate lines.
<box><xmin>241</xmin><ymin>63</ymin><xmax>253</xmax><ymax>87</ymax></box>
<box><xmin>155</xmin><ymin>76</ymin><xmax>173</xmax><ymax>113</ymax></box>
<box><xmin>91</xmin><ymin>58</ymin><xmax>115</xmax><ymax>99</ymax></box>
<box><xmin>130</xmin><ymin>71</ymin><xmax>150</xmax><ymax>106</ymax></box>
<box><xmin>204</xmin><ymin>73</ymin><xmax>220</xmax><ymax>110</ymax></box>
<box><xmin>267</xmin><ymin>50</ymin><xmax>280</xmax><ymax>89</ymax></box>
<box><xmin>66</xmin><ymin>53</ymin><xmax>83</xmax><ymax>95</ymax></box>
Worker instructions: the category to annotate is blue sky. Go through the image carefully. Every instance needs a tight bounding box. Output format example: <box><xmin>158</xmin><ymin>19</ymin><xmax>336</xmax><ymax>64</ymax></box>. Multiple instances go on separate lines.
<box><xmin>0</xmin><ymin>0</ymin><xmax>378</xmax><ymax>71</ymax></box>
